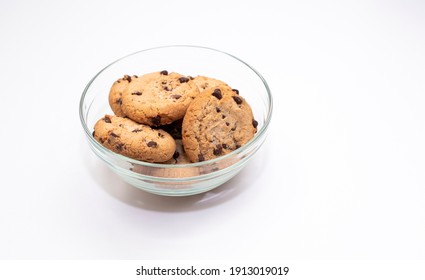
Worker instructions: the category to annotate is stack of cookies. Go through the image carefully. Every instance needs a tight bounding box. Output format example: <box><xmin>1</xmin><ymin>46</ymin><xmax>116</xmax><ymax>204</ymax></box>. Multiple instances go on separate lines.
<box><xmin>93</xmin><ymin>71</ymin><xmax>258</xmax><ymax>165</ymax></box>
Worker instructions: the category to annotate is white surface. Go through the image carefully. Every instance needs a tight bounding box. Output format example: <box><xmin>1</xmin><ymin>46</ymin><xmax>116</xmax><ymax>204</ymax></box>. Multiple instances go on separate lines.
<box><xmin>0</xmin><ymin>0</ymin><xmax>424</xmax><ymax>259</ymax></box>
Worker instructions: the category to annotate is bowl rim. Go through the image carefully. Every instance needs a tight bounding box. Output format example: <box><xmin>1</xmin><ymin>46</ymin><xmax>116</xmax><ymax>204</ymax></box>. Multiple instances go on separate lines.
<box><xmin>79</xmin><ymin>45</ymin><xmax>273</xmax><ymax>169</ymax></box>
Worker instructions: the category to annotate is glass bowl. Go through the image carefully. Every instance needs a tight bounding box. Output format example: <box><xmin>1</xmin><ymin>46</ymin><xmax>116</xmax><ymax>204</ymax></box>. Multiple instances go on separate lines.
<box><xmin>79</xmin><ymin>45</ymin><xmax>273</xmax><ymax>196</ymax></box>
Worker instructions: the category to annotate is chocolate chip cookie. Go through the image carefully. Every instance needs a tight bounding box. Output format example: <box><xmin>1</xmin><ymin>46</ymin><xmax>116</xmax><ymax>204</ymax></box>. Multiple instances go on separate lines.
<box><xmin>121</xmin><ymin>71</ymin><xmax>200</xmax><ymax>126</ymax></box>
<box><xmin>108</xmin><ymin>74</ymin><xmax>137</xmax><ymax>117</ymax></box>
<box><xmin>192</xmin><ymin>75</ymin><xmax>229</xmax><ymax>93</ymax></box>
<box><xmin>93</xmin><ymin>115</ymin><xmax>176</xmax><ymax>162</ymax></box>
<box><xmin>182</xmin><ymin>86</ymin><xmax>258</xmax><ymax>162</ymax></box>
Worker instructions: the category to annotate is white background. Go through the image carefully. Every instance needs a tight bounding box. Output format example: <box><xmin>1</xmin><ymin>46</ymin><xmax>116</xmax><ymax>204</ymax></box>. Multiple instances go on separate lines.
<box><xmin>0</xmin><ymin>0</ymin><xmax>424</xmax><ymax>260</ymax></box>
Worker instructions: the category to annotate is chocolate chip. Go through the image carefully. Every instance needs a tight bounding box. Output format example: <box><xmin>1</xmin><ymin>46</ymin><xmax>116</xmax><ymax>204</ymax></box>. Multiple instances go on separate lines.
<box><xmin>252</xmin><ymin>119</ymin><xmax>258</xmax><ymax>128</ymax></box>
<box><xmin>232</xmin><ymin>96</ymin><xmax>243</xmax><ymax>105</ymax></box>
<box><xmin>235</xmin><ymin>144</ymin><xmax>241</xmax><ymax>149</ymax></box>
<box><xmin>178</xmin><ymin>77</ymin><xmax>190</xmax><ymax>83</ymax></box>
<box><xmin>225</xmin><ymin>122</ymin><xmax>230</xmax><ymax>126</ymax></box>
<box><xmin>222</xmin><ymin>114</ymin><xmax>226</xmax><ymax>119</ymax></box>
<box><xmin>173</xmin><ymin>151</ymin><xmax>180</xmax><ymax>159</ymax></box>
<box><xmin>232</xmin><ymin>88</ymin><xmax>239</xmax><ymax>95</ymax></box>
<box><xmin>147</xmin><ymin>141</ymin><xmax>157</xmax><ymax>148</ymax></box>
<box><xmin>158</xmin><ymin>132</ymin><xmax>164</xmax><ymax>138</ymax></box>
<box><xmin>213</xmin><ymin>144</ymin><xmax>223</xmax><ymax>156</ymax></box>
<box><xmin>133</xmin><ymin>75</ymin><xmax>138</xmax><ymax>78</ymax></box>
<box><xmin>123</xmin><ymin>75</ymin><xmax>132</xmax><ymax>83</ymax></box>
<box><xmin>116</xmin><ymin>143</ymin><xmax>125</xmax><ymax>151</ymax></box>
<box><xmin>163</xmin><ymin>86</ymin><xmax>172</xmax><ymax>91</ymax></box>
<box><xmin>198</xmin><ymin>153</ymin><xmax>205</xmax><ymax>162</ymax></box>
<box><xmin>132</xmin><ymin>128</ymin><xmax>143</xmax><ymax>133</ymax></box>
<box><xmin>222</xmin><ymin>143</ymin><xmax>228</xmax><ymax>149</ymax></box>
<box><xmin>116</xmin><ymin>98</ymin><xmax>122</xmax><ymax>105</ymax></box>
<box><xmin>188</xmin><ymin>76</ymin><xmax>194</xmax><ymax>80</ymax></box>
<box><xmin>216</xmin><ymin>107</ymin><xmax>221</xmax><ymax>113</ymax></box>
<box><xmin>160</xmin><ymin>70</ymin><xmax>168</xmax><ymax>75</ymax></box>
<box><xmin>151</xmin><ymin>116</ymin><xmax>161</xmax><ymax>126</ymax></box>
<box><xmin>212</xmin><ymin>89</ymin><xmax>222</xmax><ymax>99</ymax></box>
<box><xmin>170</xmin><ymin>94</ymin><xmax>182</xmax><ymax>99</ymax></box>
<box><xmin>110</xmin><ymin>132</ymin><xmax>119</xmax><ymax>138</ymax></box>
<box><xmin>104</xmin><ymin>116</ymin><xmax>111</xmax><ymax>123</ymax></box>
<box><xmin>132</xmin><ymin>91</ymin><xmax>142</xmax><ymax>95</ymax></box>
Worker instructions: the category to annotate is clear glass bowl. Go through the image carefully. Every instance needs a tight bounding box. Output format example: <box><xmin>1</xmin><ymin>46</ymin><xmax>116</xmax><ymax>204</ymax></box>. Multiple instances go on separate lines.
<box><xmin>79</xmin><ymin>45</ymin><xmax>273</xmax><ymax>196</ymax></box>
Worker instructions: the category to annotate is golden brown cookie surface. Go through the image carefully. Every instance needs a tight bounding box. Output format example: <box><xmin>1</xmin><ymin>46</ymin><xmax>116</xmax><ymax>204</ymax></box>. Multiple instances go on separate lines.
<box><xmin>182</xmin><ymin>86</ymin><xmax>257</xmax><ymax>162</ymax></box>
<box><xmin>121</xmin><ymin>71</ymin><xmax>200</xmax><ymax>126</ymax></box>
<box><xmin>108</xmin><ymin>74</ymin><xmax>138</xmax><ymax>117</ymax></box>
<box><xmin>93</xmin><ymin>115</ymin><xmax>176</xmax><ymax>163</ymax></box>
<box><xmin>192</xmin><ymin>75</ymin><xmax>229</xmax><ymax>93</ymax></box>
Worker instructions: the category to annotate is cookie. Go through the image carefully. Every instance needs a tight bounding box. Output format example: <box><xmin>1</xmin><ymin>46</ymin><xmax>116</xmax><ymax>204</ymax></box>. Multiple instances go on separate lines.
<box><xmin>121</xmin><ymin>71</ymin><xmax>200</xmax><ymax>126</ymax></box>
<box><xmin>108</xmin><ymin>74</ymin><xmax>137</xmax><ymax>117</ymax></box>
<box><xmin>192</xmin><ymin>75</ymin><xmax>229</xmax><ymax>93</ymax></box>
<box><xmin>182</xmin><ymin>86</ymin><xmax>258</xmax><ymax>162</ymax></box>
<box><xmin>93</xmin><ymin>115</ymin><xmax>176</xmax><ymax>163</ymax></box>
